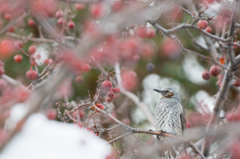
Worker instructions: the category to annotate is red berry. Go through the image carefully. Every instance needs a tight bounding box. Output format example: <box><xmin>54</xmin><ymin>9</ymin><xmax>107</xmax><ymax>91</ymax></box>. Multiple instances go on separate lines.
<box><xmin>112</xmin><ymin>1</ymin><xmax>123</xmax><ymax>12</ymax></box>
<box><xmin>234</xmin><ymin>80</ymin><xmax>240</xmax><ymax>87</ymax></box>
<box><xmin>28</xmin><ymin>19</ymin><xmax>35</xmax><ymax>26</ymax></box>
<box><xmin>28</xmin><ymin>45</ymin><xmax>37</xmax><ymax>55</ymax></box>
<box><xmin>186</xmin><ymin>121</ymin><xmax>191</xmax><ymax>128</ymax></box>
<box><xmin>81</xmin><ymin>63</ymin><xmax>90</xmax><ymax>72</ymax></box>
<box><xmin>0</xmin><ymin>79</ymin><xmax>6</xmax><ymax>88</ymax></box>
<box><xmin>113</xmin><ymin>87</ymin><xmax>120</xmax><ymax>93</ymax></box>
<box><xmin>205</xmin><ymin>26</ymin><xmax>212</xmax><ymax>33</ymax></box>
<box><xmin>133</xmin><ymin>55</ymin><xmax>140</xmax><ymax>61</ymax></box>
<box><xmin>230</xmin><ymin>142</ymin><xmax>240</xmax><ymax>159</ymax></box>
<box><xmin>16</xmin><ymin>88</ymin><xmax>30</xmax><ymax>102</ymax></box>
<box><xmin>14</xmin><ymin>41</ymin><xmax>24</xmax><ymax>48</ymax></box>
<box><xmin>226</xmin><ymin>112</ymin><xmax>235</xmax><ymax>121</ymax></box>
<box><xmin>198</xmin><ymin>20</ymin><xmax>208</xmax><ymax>29</ymax></box>
<box><xmin>46</xmin><ymin>109</ymin><xmax>57</xmax><ymax>120</ymax></box>
<box><xmin>75</xmin><ymin>75</ymin><xmax>83</xmax><ymax>83</ymax></box>
<box><xmin>206</xmin><ymin>0</ymin><xmax>215</xmax><ymax>3</ymax></box>
<box><xmin>14</xmin><ymin>54</ymin><xmax>23</xmax><ymax>63</ymax></box>
<box><xmin>78</xmin><ymin>110</ymin><xmax>84</xmax><ymax>118</ymax></box>
<box><xmin>0</xmin><ymin>40</ymin><xmax>15</xmax><ymax>59</ymax></box>
<box><xmin>55</xmin><ymin>11</ymin><xmax>63</xmax><ymax>18</ymax></box>
<box><xmin>26</xmin><ymin>69</ymin><xmax>38</xmax><ymax>80</ymax></box>
<box><xmin>233</xmin><ymin>42</ymin><xmax>239</xmax><ymax>49</ymax></box>
<box><xmin>77</xmin><ymin>123</ymin><xmax>82</xmax><ymax>127</ymax></box>
<box><xmin>36</xmin><ymin>54</ymin><xmax>41</xmax><ymax>60</ymax></box>
<box><xmin>30</xmin><ymin>58</ymin><xmax>36</xmax><ymax>66</ymax></box>
<box><xmin>0</xmin><ymin>67</ymin><xmax>5</xmax><ymax>76</ymax></box>
<box><xmin>8</xmin><ymin>27</ymin><xmax>15</xmax><ymax>33</ymax></box>
<box><xmin>90</xmin><ymin>3</ymin><xmax>104</xmax><ymax>18</ymax></box>
<box><xmin>107</xmin><ymin>97</ymin><xmax>113</xmax><ymax>102</ymax></box>
<box><xmin>97</xmin><ymin>104</ymin><xmax>104</xmax><ymax>110</ymax></box>
<box><xmin>57</xmin><ymin>17</ymin><xmax>65</xmax><ymax>25</ymax></box>
<box><xmin>161</xmin><ymin>38</ymin><xmax>179</xmax><ymax>57</ymax></box>
<box><xmin>122</xmin><ymin>118</ymin><xmax>130</xmax><ymax>125</ymax></box>
<box><xmin>107</xmin><ymin>90</ymin><xmax>114</xmax><ymax>98</ymax></box>
<box><xmin>209</xmin><ymin>65</ymin><xmax>221</xmax><ymax>76</ymax></box>
<box><xmin>121</xmin><ymin>70</ymin><xmax>139</xmax><ymax>91</ymax></box>
<box><xmin>0</xmin><ymin>61</ymin><xmax>4</xmax><ymax>67</ymax></box>
<box><xmin>202</xmin><ymin>70</ymin><xmax>210</xmax><ymax>80</ymax></box>
<box><xmin>67</xmin><ymin>21</ymin><xmax>75</xmax><ymax>29</ymax></box>
<box><xmin>44</xmin><ymin>59</ymin><xmax>53</xmax><ymax>65</ymax></box>
<box><xmin>75</xmin><ymin>4</ymin><xmax>84</xmax><ymax>10</ymax></box>
<box><xmin>147</xmin><ymin>28</ymin><xmax>155</xmax><ymax>38</ymax></box>
<box><xmin>102</xmin><ymin>80</ymin><xmax>112</xmax><ymax>90</ymax></box>
<box><xmin>136</xmin><ymin>26</ymin><xmax>148</xmax><ymax>38</ymax></box>
<box><xmin>4</xmin><ymin>14</ymin><xmax>11</xmax><ymax>20</ymax></box>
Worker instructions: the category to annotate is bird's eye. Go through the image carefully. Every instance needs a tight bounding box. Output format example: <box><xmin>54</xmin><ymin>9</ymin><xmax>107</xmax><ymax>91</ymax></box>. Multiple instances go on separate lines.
<box><xmin>165</xmin><ymin>90</ymin><xmax>169</xmax><ymax>93</ymax></box>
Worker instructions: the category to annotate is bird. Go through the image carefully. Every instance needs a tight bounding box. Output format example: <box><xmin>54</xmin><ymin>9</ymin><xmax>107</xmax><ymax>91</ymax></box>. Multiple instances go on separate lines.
<box><xmin>153</xmin><ymin>86</ymin><xmax>186</xmax><ymax>159</ymax></box>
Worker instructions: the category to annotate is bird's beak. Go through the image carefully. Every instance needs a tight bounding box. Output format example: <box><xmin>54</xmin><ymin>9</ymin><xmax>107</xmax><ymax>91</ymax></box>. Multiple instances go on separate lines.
<box><xmin>153</xmin><ymin>89</ymin><xmax>163</xmax><ymax>94</ymax></box>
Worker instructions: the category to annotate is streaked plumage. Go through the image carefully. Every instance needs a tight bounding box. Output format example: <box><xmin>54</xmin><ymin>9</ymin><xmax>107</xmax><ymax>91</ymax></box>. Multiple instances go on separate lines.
<box><xmin>154</xmin><ymin>87</ymin><xmax>186</xmax><ymax>159</ymax></box>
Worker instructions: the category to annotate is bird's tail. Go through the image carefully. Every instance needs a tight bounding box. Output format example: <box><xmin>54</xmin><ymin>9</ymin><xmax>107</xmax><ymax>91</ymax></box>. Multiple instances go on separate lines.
<box><xmin>157</xmin><ymin>136</ymin><xmax>185</xmax><ymax>159</ymax></box>
<box><xmin>165</xmin><ymin>144</ymin><xmax>184</xmax><ymax>159</ymax></box>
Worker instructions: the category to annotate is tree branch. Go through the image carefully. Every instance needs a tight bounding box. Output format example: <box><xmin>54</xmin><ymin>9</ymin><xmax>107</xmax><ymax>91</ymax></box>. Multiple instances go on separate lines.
<box><xmin>114</xmin><ymin>63</ymin><xmax>155</xmax><ymax>126</ymax></box>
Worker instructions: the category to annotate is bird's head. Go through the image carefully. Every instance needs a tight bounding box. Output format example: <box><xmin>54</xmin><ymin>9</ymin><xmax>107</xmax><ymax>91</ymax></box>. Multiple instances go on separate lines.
<box><xmin>153</xmin><ymin>86</ymin><xmax>180</xmax><ymax>100</ymax></box>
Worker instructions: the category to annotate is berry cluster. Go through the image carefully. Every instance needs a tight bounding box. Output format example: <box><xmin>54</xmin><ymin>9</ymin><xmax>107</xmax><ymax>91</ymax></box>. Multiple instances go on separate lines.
<box><xmin>102</xmin><ymin>80</ymin><xmax>121</xmax><ymax>102</ymax></box>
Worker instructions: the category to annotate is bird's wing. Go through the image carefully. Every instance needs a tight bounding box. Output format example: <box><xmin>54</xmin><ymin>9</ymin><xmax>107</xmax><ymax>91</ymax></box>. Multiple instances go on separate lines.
<box><xmin>180</xmin><ymin>110</ymin><xmax>186</xmax><ymax>133</ymax></box>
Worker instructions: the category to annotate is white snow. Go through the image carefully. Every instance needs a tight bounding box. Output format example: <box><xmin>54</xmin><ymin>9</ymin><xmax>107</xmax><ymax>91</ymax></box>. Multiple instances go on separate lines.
<box><xmin>1</xmin><ymin>114</ymin><xmax>111</xmax><ymax>159</ymax></box>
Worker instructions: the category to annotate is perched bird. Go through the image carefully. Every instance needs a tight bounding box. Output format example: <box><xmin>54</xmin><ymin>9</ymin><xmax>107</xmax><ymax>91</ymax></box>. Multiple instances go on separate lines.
<box><xmin>154</xmin><ymin>86</ymin><xmax>186</xmax><ymax>159</ymax></box>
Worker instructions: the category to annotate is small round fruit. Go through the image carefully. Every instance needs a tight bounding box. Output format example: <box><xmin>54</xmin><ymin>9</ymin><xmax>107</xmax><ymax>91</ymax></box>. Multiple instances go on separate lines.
<box><xmin>0</xmin><ymin>67</ymin><xmax>5</xmax><ymax>76</ymax></box>
<box><xmin>44</xmin><ymin>59</ymin><xmax>53</xmax><ymax>65</ymax></box>
<box><xmin>14</xmin><ymin>54</ymin><xmax>23</xmax><ymax>63</ymax></box>
<box><xmin>233</xmin><ymin>42</ymin><xmax>239</xmax><ymax>49</ymax></box>
<box><xmin>107</xmin><ymin>97</ymin><xmax>113</xmax><ymax>102</ymax></box>
<box><xmin>205</xmin><ymin>26</ymin><xmax>212</xmax><ymax>33</ymax></box>
<box><xmin>4</xmin><ymin>14</ymin><xmax>11</xmax><ymax>20</ymax></box>
<box><xmin>97</xmin><ymin>104</ymin><xmax>104</xmax><ymax>110</ymax></box>
<box><xmin>75</xmin><ymin>4</ymin><xmax>84</xmax><ymax>10</ymax></box>
<box><xmin>26</xmin><ymin>70</ymin><xmax>38</xmax><ymax>80</ymax></box>
<box><xmin>113</xmin><ymin>87</ymin><xmax>120</xmax><ymax>93</ymax></box>
<box><xmin>75</xmin><ymin>76</ymin><xmax>83</xmax><ymax>83</ymax></box>
<box><xmin>147</xmin><ymin>29</ymin><xmax>155</xmax><ymax>38</ymax></box>
<box><xmin>28</xmin><ymin>19</ymin><xmax>35</xmax><ymax>26</ymax></box>
<box><xmin>234</xmin><ymin>80</ymin><xmax>240</xmax><ymax>87</ymax></box>
<box><xmin>146</xmin><ymin>63</ymin><xmax>155</xmax><ymax>72</ymax></box>
<box><xmin>67</xmin><ymin>21</ymin><xmax>75</xmax><ymax>29</ymax></box>
<box><xmin>8</xmin><ymin>27</ymin><xmax>15</xmax><ymax>32</ymax></box>
<box><xmin>202</xmin><ymin>70</ymin><xmax>210</xmax><ymax>80</ymax></box>
<box><xmin>0</xmin><ymin>40</ymin><xmax>15</xmax><ymax>58</ymax></box>
<box><xmin>136</xmin><ymin>26</ymin><xmax>148</xmax><ymax>38</ymax></box>
<box><xmin>133</xmin><ymin>55</ymin><xmax>140</xmax><ymax>61</ymax></box>
<box><xmin>198</xmin><ymin>20</ymin><xmax>208</xmax><ymax>29</ymax></box>
<box><xmin>46</xmin><ymin>109</ymin><xmax>57</xmax><ymax>120</ymax></box>
<box><xmin>90</xmin><ymin>3</ymin><xmax>104</xmax><ymax>18</ymax></box>
<box><xmin>57</xmin><ymin>17</ymin><xmax>65</xmax><ymax>25</ymax></box>
<box><xmin>112</xmin><ymin>1</ymin><xmax>122</xmax><ymax>12</ymax></box>
<box><xmin>81</xmin><ymin>63</ymin><xmax>90</xmax><ymax>72</ymax></box>
<box><xmin>14</xmin><ymin>41</ymin><xmax>24</xmax><ymax>48</ymax></box>
<box><xmin>55</xmin><ymin>11</ymin><xmax>63</xmax><ymax>18</ymax></box>
<box><xmin>107</xmin><ymin>90</ymin><xmax>114</xmax><ymax>98</ymax></box>
<box><xmin>28</xmin><ymin>45</ymin><xmax>37</xmax><ymax>55</ymax></box>
<box><xmin>102</xmin><ymin>80</ymin><xmax>112</xmax><ymax>90</ymax></box>
<box><xmin>122</xmin><ymin>118</ymin><xmax>130</xmax><ymax>125</ymax></box>
<box><xmin>209</xmin><ymin>65</ymin><xmax>221</xmax><ymax>76</ymax></box>
<box><xmin>0</xmin><ymin>61</ymin><xmax>4</xmax><ymax>67</ymax></box>
<box><xmin>0</xmin><ymin>79</ymin><xmax>6</xmax><ymax>88</ymax></box>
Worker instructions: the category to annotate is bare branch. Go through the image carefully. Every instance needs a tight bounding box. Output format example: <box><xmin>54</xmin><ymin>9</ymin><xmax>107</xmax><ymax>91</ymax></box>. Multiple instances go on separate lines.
<box><xmin>114</xmin><ymin>63</ymin><xmax>155</xmax><ymax>126</ymax></box>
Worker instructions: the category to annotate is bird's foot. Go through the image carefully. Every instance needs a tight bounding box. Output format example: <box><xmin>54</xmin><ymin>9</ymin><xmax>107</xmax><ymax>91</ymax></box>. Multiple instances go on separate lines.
<box><xmin>159</xmin><ymin>130</ymin><xmax>167</xmax><ymax>136</ymax></box>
